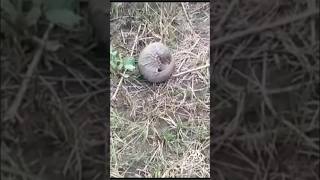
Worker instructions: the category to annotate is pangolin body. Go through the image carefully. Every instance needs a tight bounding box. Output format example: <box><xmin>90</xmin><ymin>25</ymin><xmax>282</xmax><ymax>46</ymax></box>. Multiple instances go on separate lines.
<box><xmin>138</xmin><ymin>42</ymin><xmax>175</xmax><ymax>83</ymax></box>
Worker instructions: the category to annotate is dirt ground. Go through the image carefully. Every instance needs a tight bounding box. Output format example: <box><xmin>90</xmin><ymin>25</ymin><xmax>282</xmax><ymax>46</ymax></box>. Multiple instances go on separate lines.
<box><xmin>110</xmin><ymin>2</ymin><xmax>210</xmax><ymax>178</ymax></box>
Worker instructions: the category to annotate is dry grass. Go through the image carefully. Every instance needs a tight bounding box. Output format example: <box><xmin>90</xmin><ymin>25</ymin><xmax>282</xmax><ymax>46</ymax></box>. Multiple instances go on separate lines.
<box><xmin>1</xmin><ymin>0</ymin><xmax>318</xmax><ymax>179</ymax></box>
<box><xmin>1</xmin><ymin>1</ymin><xmax>106</xmax><ymax>179</ymax></box>
<box><xmin>110</xmin><ymin>2</ymin><xmax>210</xmax><ymax>178</ymax></box>
<box><xmin>211</xmin><ymin>0</ymin><xmax>319</xmax><ymax>179</ymax></box>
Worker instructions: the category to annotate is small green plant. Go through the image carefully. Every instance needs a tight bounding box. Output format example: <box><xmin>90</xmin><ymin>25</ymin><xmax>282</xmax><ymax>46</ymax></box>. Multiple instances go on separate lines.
<box><xmin>110</xmin><ymin>47</ymin><xmax>136</xmax><ymax>77</ymax></box>
<box><xmin>163</xmin><ymin>130</ymin><xmax>176</xmax><ymax>143</ymax></box>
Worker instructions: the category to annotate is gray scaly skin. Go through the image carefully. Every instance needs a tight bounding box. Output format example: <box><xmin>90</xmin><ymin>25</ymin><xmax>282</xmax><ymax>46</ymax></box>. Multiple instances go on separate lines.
<box><xmin>138</xmin><ymin>42</ymin><xmax>175</xmax><ymax>83</ymax></box>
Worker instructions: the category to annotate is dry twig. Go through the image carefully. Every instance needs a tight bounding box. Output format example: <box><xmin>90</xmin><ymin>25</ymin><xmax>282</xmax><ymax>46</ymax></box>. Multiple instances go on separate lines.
<box><xmin>213</xmin><ymin>9</ymin><xmax>319</xmax><ymax>45</ymax></box>
<box><xmin>173</xmin><ymin>64</ymin><xmax>209</xmax><ymax>77</ymax></box>
<box><xmin>4</xmin><ymin>23</ymin><xmax>54</xmax><ymax>122</ymax></box>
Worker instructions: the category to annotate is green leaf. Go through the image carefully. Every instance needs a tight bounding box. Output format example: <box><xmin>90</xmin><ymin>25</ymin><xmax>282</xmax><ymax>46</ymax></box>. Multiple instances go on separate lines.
<box><xmin>124</xmin><ymin>64</ymin><xmax>135</xmax><ymax>71</ymax></box>
<box><xmin>124</xmin><ymin>57</ymin><xmax>135</xmax><ymax>65</ymax></box>
<box><xmin>164</xmin><ymin>133</ymin><xmax>175</xmax><ymax>142</ymax></box>
<box><xmin>45</xmin><ymin>9</ymin><xmax>81</xmax><ymax>28</ymax></box>
<box><xmin>123</xmin><ymin>57</ymin><xmax>136</xmax><ymax>71</ymax></box>
<box><xmin>110</xmin><ymin>50</ymin><xmax>117</xmax><ymax>57</ymax></box>
<box><xmin>118</xmin><ymin>53</ymin><xmax>123</xmax><ymax>60</ymax></box>
<box><xmin>110</xmin><ymin>60</ymin><xmax>117</xmax><ymax>70</ymax></box>
<box><xmin>118</xmin><ymin>62</ymin><xmax>123</xmax><ymax>71</ymax></box>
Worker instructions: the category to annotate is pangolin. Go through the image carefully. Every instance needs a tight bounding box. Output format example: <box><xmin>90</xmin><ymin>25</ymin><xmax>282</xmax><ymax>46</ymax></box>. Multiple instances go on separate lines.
<box><xmin>138</xmin><ymin>42</ymin><xmax>175</xmax><ymax>83</ymax></box>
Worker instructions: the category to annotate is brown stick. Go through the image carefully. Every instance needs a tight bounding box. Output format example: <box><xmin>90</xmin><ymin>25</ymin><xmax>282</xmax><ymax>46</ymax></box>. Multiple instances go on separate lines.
<box><xmin>4</xmin><ymin>23</ymin><xmax>54</xmax><ymax>122</ymax></box>
<box><xmin>213</xmin><ymin>9</ymin><xmax>319</xmax><ymax>45</ymax></box>
<box><xmin>172</xmin><ymin>64</ymin><xmax>209</xmax><ymax>77</ymax></box>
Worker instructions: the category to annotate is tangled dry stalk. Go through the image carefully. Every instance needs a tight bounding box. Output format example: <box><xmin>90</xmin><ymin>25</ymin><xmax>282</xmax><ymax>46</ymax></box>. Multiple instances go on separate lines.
<box><xmin>211</xmin><ymin>0</ymin><xmax>319</xmax><ymax>179</ymax></box>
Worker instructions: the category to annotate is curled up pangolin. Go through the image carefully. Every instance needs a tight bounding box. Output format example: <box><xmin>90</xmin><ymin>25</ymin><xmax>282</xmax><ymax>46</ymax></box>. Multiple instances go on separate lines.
<box><xmin>138</xmin><ymin>42</ymin><xmax>175</xmax><ymax>83</ymax></box>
